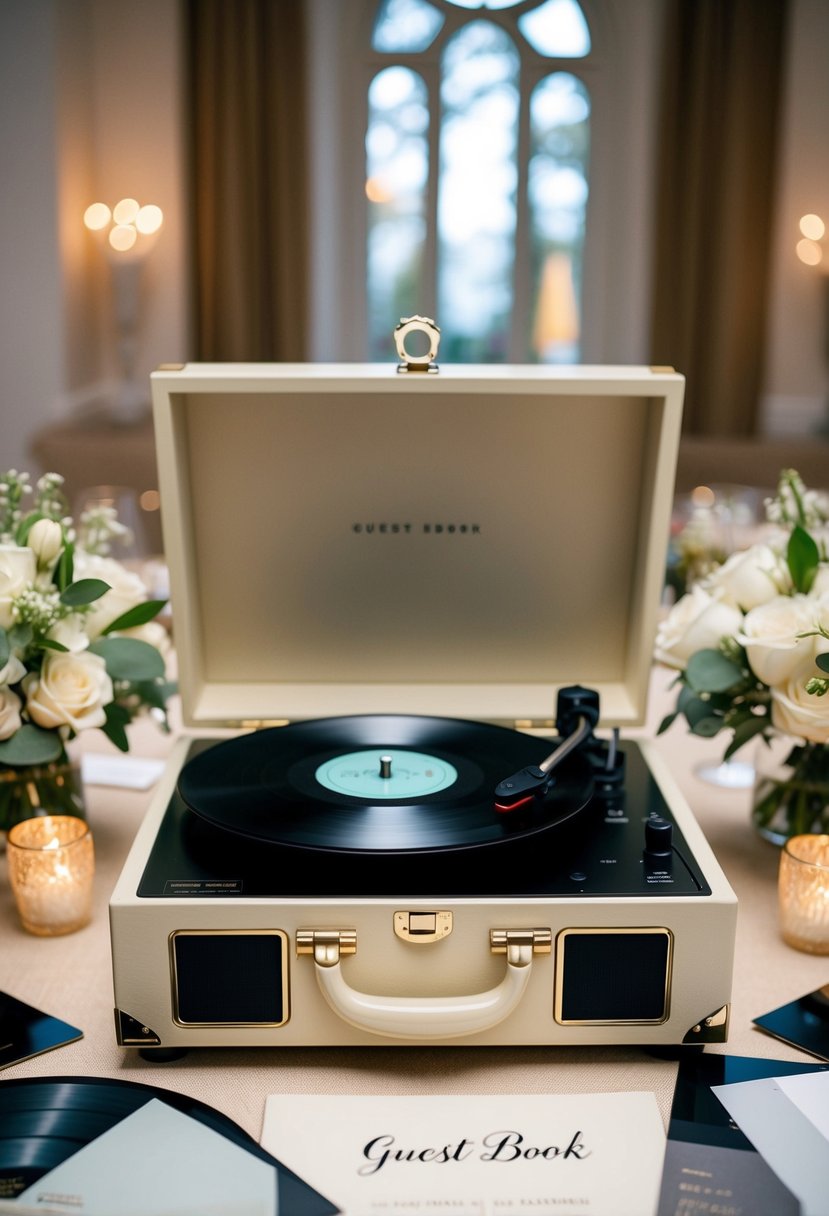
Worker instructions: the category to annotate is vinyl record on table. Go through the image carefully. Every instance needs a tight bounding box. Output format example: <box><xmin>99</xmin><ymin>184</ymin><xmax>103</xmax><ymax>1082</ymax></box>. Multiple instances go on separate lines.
<box><xmin>177</xmin><ymin>713</ymin><xmax>594</xmax><ymax>853</ymax></box>
<box><xmin>0</xmin><ymin>1076</ymin><xmax>338</xmax><ymax>1214</ymax></box>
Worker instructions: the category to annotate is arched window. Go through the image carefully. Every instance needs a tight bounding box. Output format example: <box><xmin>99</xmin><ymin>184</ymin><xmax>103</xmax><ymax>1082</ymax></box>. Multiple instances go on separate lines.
<box><xmin>365</xmin><ymin>0</ymin><xmax>592</xmax><ymax>362</ymax></box>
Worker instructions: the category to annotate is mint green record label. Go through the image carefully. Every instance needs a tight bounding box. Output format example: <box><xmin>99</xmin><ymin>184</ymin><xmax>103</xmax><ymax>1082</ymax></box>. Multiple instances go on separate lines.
<box><xmin>315</xmin><ymin>749</ymin><xmax>458</xmax><ymax>799</ymax></box>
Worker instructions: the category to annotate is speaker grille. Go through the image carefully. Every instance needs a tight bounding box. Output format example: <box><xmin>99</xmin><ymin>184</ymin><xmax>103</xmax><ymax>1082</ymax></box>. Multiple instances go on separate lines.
<box><xmin>555</xmin><ymin>928</ymin><xmax>672</xmax><ymax>1024</ymax></box>
<box><xmin>171</xmin><ymin>930</ymin><xmax>288</xmax><ymax>1026</ymax></box>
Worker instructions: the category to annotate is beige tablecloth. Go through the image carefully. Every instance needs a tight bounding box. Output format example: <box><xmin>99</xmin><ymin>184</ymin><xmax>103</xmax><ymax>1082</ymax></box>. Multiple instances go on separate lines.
<box><xmin>1</xmin><ymin>668</ymin><xmax>826</xmax><ymax>1143</ymax></box>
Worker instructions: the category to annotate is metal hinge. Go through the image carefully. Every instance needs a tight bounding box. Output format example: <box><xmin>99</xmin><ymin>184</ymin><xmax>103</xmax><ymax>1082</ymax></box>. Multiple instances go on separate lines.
<box><xmin>490</xmin><ymin>928</ymin><xmax>552</xmax><ymax>954</ymax></box>
<box><xmin>296</xmin><ymin>928</ymin><xmax>357</xmax><ymax>966</ymax></box>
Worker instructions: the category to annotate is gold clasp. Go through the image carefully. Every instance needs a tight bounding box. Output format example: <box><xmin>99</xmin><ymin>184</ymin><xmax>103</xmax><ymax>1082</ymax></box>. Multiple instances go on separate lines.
<box><xmin>394</xmin><ymin>315</ymin><xmax>441</xmax><ymax>373</ymax></box>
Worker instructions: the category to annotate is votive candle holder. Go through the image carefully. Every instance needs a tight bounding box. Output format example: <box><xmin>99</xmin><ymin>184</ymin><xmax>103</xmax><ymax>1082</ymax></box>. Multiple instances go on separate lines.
<box><xmin>7</xmin><ymin>815</ymin><xmax>94</xmax><ymax>936</ymax></box>
<box><xmin>778</xmin><ymin>833</ymin><xmax>829</xmax><ymax>954</ymax></box>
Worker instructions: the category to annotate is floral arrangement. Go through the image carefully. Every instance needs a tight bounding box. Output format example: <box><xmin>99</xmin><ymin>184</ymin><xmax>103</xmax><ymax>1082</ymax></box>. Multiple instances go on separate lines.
<box><xmin>0</xmin><ymin>470</ymin><xmax>173</xmax><ymax>821</ymax></box>
<box><xmin>656</xmin><ymin>469</ymin><xmax>829</xmax><ymax>839</ymax></box>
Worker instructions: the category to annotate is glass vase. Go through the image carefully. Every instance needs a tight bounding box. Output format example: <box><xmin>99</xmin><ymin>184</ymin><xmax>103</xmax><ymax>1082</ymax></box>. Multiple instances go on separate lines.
<box><xmin>751</xmin><ymin>736</ymin><xmax>829</xmax><ymax>846</ymax></box>
<box><xmin>0</xmin><ymin>759</ymin><xmax>86</xmax><ymax>837</ymax></box>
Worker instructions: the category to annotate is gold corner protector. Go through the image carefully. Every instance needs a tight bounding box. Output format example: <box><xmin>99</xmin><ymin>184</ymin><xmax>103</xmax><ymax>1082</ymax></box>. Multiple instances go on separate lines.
<box><xmin>649</xmin><ymin>365</ymin><xmax>676</xmax><ymax>374</ymax></box>
<box><xmin>683</xmin><ymin>1003</ymin><xmax>730</xmax><ymax>1044</ymax></box>
<box><xmin>155</xmin><ymin>362</ymin><xmax>187</xmax><ymax>372</ymax></box>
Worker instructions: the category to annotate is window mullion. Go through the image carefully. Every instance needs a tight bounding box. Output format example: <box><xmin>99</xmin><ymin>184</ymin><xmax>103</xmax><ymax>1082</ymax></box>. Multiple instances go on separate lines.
<box><xmin>424</xmin><ymin>62</ymin><xmax>440</xmax><ymax>322</ymax></box>
<box><xmin>511</xmin><ymin>60</ymin><xmax>534</xmax><ymax>362</ymax></box>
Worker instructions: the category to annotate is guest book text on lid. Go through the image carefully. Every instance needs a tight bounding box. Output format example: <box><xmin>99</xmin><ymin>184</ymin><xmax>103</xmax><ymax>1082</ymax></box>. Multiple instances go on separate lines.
<box><xmin>149</xmin><ymin>362</ymin><xmax>684</xmax><ymax>730</ymax></box>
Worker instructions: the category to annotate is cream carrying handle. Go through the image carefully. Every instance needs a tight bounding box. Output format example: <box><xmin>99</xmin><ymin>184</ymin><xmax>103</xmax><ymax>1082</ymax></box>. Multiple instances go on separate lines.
<box><xmin>297</xmin><ymin>928</ymin><xmax>550</xmax><ymax>1040</ymax></box>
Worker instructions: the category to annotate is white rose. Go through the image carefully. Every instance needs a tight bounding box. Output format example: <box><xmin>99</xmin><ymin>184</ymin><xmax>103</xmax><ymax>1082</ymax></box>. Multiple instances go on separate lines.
<box><xmin>771</xmin><ymin>661</ymin><xmax>829</xmax><ymax>744</ymax></box>
<box><xmin>23</xmin><ymin>651</ymin><xmax>113</xmax><ymax>734</ymax></box>
<box><xmin>0</xmin><ymin>653</ymin><xmax>25</xmax><ymax>686</ymax></box>
<box><xmin>0</xmin><ymin>686</ymin><xmax>22</xmax><ymax>740</ymax></box>
<box><xmin>811</xmin><ymin>564</ymin><xmax>829</xmax><ymax>598</ymax></box>
<box><xmin>46</xmin><ymin>614</ymin><xmax>90</xmax><ymax>654</ymax></box>
<box><xmin>0</xmin><ymin>544</ymin><xmax>36</xmax><ymax>629</ymax></box>
<box><xmin>655</xmin><ymin>585</ymin><xmax>743</xmax><ymax>669</ymax></box>
<box><xmin>27</xmin><ymin>518</ymin><xmax>64</xmax><ymax>571</ymax></box>
<box><xmin>72</xmin><ymin>552</ymin><xmax>147</xmax><ymax>639</ymax></box>
<box><xmin>704</xmin><ymin>543</ymin><xmax>787</xmax><ymax>609</ymax></box>
<box><xmin>738</xmin><ymin>595</ymin><xmax>821</xmax><ymax>686</ymax></box>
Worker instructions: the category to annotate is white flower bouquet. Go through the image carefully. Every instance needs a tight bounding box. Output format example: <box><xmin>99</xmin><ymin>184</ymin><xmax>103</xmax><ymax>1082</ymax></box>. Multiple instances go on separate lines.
<box><xmin>657</xmin><ymin>470</ymin><xmax>829</xmax><ymax>839</ymax></box>
<box><xmin>0</xmin><ymin>470</ymin><xmax>173</xmax><ymax>825</ymax></box>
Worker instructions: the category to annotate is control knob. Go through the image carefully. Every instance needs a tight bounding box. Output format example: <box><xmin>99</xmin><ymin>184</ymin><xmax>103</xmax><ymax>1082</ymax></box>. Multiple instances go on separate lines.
<box><xmin>644</xmin><ymin>815</ymin><xmax>673</xmax><ymax>858</ymax></box>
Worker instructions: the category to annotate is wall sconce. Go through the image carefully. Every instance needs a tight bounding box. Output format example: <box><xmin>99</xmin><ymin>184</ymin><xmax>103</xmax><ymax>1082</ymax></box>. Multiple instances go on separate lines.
<box><xmin>796</xmin><ymin>212</ymin><xmax>825</xmax><ymax>268</ymax></box>
<box><xmin>83</xmin><ymin>198</ymin><xmax>164</xmax><ymax>425</ymax></box>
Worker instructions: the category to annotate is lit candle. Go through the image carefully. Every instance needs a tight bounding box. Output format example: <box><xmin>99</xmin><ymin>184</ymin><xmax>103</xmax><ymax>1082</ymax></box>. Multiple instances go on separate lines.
<box><xmin>778</xmin><ymin>834</ymin><xmax>829</xmax><ymax>954</ymax></box>
<box><xmin>7</xmin><ymin>815</ymin><xmax>94</xmax><ymax>936</ymax></box>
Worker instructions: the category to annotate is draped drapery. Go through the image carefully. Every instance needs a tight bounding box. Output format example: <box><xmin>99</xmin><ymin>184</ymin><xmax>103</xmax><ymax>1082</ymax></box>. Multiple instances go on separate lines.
<box><xmin>185</xmin><ymin>0</ymin><xmax>308</xmax><ymax>361</ymax></box>
<box><xmin>650</xmin><ymin>0</ymin><xmax>789</xmax><ymax>436</ymax></box>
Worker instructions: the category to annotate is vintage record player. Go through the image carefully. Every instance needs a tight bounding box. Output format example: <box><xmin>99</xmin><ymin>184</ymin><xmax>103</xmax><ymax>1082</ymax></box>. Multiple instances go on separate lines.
<box><xmin>109</xmin><ymin>350</ymin><xmax>737</xmax><ymax>1053</ymax></box>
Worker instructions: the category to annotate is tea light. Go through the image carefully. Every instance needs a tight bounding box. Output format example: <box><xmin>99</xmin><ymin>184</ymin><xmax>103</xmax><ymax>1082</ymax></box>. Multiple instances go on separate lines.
<box><xmin>7</xmin><ymin>815</ymin><xmax>94</xmax><ymax>936</ymax></box>
<box><xmin>778</xmin><ymin>834</ymin><xmax>829</xmax><ymax>954</ymax></box>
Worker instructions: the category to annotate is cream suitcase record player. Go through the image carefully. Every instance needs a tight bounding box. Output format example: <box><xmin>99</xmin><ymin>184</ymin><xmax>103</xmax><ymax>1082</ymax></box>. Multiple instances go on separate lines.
<box><xmin>109</xmin><ymin>351</ymin><xmax>736</xmax><ymax>1054</ymax></box>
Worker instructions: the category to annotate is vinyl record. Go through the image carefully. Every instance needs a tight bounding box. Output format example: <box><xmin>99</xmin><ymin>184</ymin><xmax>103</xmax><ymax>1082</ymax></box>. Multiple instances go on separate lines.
<box><xmin>0</xmin><ymin>1076</ymin><xmax>337</xmax><ymax>1214</ymax></box>
<box><xmin>177</xmin><ymin>714</ymin><xmax>593</xmax><ymax>854</ymax></box>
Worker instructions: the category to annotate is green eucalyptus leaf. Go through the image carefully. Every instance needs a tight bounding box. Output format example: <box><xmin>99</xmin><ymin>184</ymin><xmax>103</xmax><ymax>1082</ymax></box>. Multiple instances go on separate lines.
<box><xmin>723</xmin><ymin>715</ymin><xmax>769</xmax><ymax>760</ymax></box>
<box><xmin>689</xmin><ymin>715</ymin><xmax>723</xmax><ymax>738</ymax></box>
<box><xmin>787</xmin><ymin>524</ymin><xmax>819</xmax><ymax>593</ymax></box>
<box><xmin>102</xmin><ymin>600</ymin><xmax>168</xmax><ymax>635</ymax></box>
<box><xmin>657</xmin><ymin>711</ymin><xmax>677</xmax><ymax>735</ymax></box>
<box><xmin>685</xmin><ymin>649</ymin><xmax>743</xmax><ymax>694</ymax></box>
<box><xmin>132</xmin><ymin>678</ymin><xmax>176</xmax><ymax>713</ymax></box>
<box><xmin>816</xmin><ymin>653</ymin><xmax>829</xmax><ymax>674</ymax></box>
<box><xmin>60</xmin><ymin>578</ymin><xmax>110</xmax><ymax>607</ymax></box>
<box><xmin>103</xmin><ymin>702</ymin><xmax>131</xmax><ymax>752</ymax></box>
<box><xmin>682</xmin><ymin>696</ymin><xmax>719</xmax><ymax>731</ymax></box>
<box><xmin>8</xmin><ymin>623</ymin><xmax>32</xmax><ymax>651</ymax></box>
<box><xmin>89</xmin><ymin>636</ymin><xmax>165</xmax><ymax>681</ymax></box>
<box><xmin>0</xmin><ymin>627</ymin><xmax>9</xmax><ymax>669</ymax></box>
<box><xmin>39</xmin><ymin>638</ymin><xmax>69</xmax><ymax>653</ymax></box>
<box><xmin>0</xmin><ymin>724</ymin><xmax>63</xmax><ymax>766</ymax></box>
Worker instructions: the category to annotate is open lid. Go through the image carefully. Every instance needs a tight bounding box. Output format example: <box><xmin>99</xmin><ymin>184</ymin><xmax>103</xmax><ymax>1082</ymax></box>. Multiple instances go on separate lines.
<box><xmin>150</xmin><ymin>363</ymin><xmax>683</xmax><ymax>730</ymax></box>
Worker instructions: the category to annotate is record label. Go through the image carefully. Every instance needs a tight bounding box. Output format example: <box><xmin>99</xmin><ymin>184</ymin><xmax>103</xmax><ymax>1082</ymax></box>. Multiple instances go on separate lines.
<box><xmin>315</xmin><ymin>749</ymin><xmax>458</xmax><ymax>799</ymax></box>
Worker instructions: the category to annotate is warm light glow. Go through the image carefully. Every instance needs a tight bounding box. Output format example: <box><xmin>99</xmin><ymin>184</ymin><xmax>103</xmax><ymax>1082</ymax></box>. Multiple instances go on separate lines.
<box><xmin>139</xmin><ymin>489</ymin><xmax>161</xmax><ymax>512</ymax></box>
<box><xmin>113</xmin><ymin>197</ymin><xmax>140</xmax><ymax>225</ymax></box>
<box><xmin>799</xmin><ymin>213</ymin><xmax>826</xmax><ymax>241</ymax></box>
<box><xmin>691</xmin><ymin>485</ymin><xmax>716</xmax><ymax>509</ymax></box>
<box><xmin>135</xmin><ymin>204</ymin><xmax>163</xmax><ymax>235</ymax></box>
<box><xmin>365</xmin><ymin>176</ymin><xmax>394</xmax><ymax>204</ymax></box>
<box><xmin>533</xmin><ymin>252</ymin><xmax>579</xmax><ymax>355</ymax></box>
<box><xmin>83</xmin><ymin>202</ymin><xmax>112</xmax><ymax>231</ymax></box>
<box><xmin>797</xmin><ymin>238</ymin><xmax>824</xmax><ymax>267</ymax></box>
<box><xmin>108</xmin><ymin>224</ymin><xmax>138</xmax><ymax>252</ymax></box>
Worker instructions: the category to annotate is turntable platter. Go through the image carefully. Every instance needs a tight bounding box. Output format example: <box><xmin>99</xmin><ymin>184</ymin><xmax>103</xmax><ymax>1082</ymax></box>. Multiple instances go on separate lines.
<box><xmin>177</xmin><ymin>714</ymin><xmax>593</xmax><ymax>854</ymax></box>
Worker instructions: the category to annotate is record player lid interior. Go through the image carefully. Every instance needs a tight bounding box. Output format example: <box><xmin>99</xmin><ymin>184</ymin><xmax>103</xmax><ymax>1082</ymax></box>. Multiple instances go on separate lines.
<box><xmin>151</xmin><ymin>364</ymin><xmax>683</xmax><ymax>729</ymax></box>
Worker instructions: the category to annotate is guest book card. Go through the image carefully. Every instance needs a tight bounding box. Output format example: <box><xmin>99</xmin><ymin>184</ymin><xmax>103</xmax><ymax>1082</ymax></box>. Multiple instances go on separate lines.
<box><xmin>261</xmin><ymin>1091</ymin><xmax>665</xmax><ymax>1216</ymax></box>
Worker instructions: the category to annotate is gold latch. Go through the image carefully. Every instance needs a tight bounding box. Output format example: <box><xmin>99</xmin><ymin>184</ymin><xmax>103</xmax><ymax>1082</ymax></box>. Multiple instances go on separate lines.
<box><xmin>296</xmin><ymin>928</ymin><xmax>357</xmax><ymax>967</ymax></box>
<box><xmin>490</xmin><ymin>928</ymin><xmax>552</xmax><ymax>955</ymax></box>
<box><xmin>393</xmin><ymin>910</ymin><xmax>453</xmax><ymax>944</ymax></box>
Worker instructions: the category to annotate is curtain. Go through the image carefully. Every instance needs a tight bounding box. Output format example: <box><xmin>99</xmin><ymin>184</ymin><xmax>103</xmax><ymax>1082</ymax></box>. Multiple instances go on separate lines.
<box><xmin>650</xmin><ymin>0</ymin><xmax>789</xmax><ymax>436</ymax></box>
<box><xmin>185</xmin><ymin>0</ymin><xmax>308</xmax><ymax>360</ymax></box>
